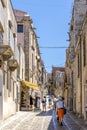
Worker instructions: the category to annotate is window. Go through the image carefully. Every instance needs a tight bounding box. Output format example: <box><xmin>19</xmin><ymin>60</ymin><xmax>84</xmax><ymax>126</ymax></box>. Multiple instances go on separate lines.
<box><xmin>1</xmin><ymin>0</ymin><xmax>6</xmax><ymax>7</ymax></box>
<box><xmin>78</xmin><ymin>54</ymin><xmax>80</xmax><ymax>77</ymax></box>
<box><xmin>13</xmin><ymin>82</ymin><xmax>14</xmax><ymax>101</ymax></box>
<box><xmin>17</xmin><ymin>25</ymin><xmax>23</xmax><ymax>33</ymax></box>
<box><xmin>83</xmin><ymin>37</ymin><xmax>86</xmax><ymax>66</ymax></box>
<box><xmin>86</xmin><ymin>0</ymin><xmax>87</xmax><ymax>5</ymax></box>
<box><xmin>13</xmin><ymin>33</ymin><xmax>16</xmax><ymax>52</ymax></box>
<box><xmin>9</xmin><ymin>20</ymin><xmax>12</xmax><ymax>29</ymax></box>
<box><xmin>8</xmin><ymin>21</ymin><xmax>12</xmax><ymax>44</ymax></box>
<box><xmin>32</xmin><ymin>53</ymin><xmax>34</xmax><ymax>82</ymax></box>
<box><xmin>3</xmin><ymin>70</ymin><xmax>5</xmax><ymax>85</ymax></box>
<box><xmin>7</xmin><ymin>71</ymin><xmax>11</xmax><ymax>97</ymax></box>
<box><xmin>70</xmin><ymin>25</ymin><xmax>73</xmax><ymax>31</ymax></box>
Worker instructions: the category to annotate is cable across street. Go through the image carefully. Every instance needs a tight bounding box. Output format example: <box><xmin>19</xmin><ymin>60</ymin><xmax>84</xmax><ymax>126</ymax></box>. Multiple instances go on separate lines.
<box><xmin>39</xmin><ymin>46</ymin><xmax>68</xmax><ymax>48</ymax></box>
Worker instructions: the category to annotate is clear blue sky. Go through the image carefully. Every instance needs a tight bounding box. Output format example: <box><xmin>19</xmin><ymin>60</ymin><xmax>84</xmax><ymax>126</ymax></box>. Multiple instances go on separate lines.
<box><xmin>11</xmin><ymin>0</ymin><xmax>74</xmax><ymax>72</ymax></box>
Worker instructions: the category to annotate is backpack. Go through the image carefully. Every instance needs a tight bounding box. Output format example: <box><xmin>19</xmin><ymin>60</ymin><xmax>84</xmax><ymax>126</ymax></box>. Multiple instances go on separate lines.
<box><xmin>42</xmin><ymin>100</ymin><xmax>45</xmax><ymax>103</ymax></box>
<box><xmin>64</xmin><ymin>107</ymin><xmax>67</xmax><ymax>114</ymax></box>
<box><xmin>42</xmin><ymin>98</ymin><xmax>46</xmax><ymax>103</ymax></box>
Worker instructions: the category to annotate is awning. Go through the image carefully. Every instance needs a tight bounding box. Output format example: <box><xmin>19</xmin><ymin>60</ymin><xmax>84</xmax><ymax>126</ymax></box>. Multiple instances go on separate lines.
<box><xmin>20</xmin><ymin>80</ymin><xmax>39</xmax><ymax>91</ymax></box>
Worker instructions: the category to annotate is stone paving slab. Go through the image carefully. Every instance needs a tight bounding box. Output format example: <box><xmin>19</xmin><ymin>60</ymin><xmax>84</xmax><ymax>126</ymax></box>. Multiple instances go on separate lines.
<box><xmin>0</xmin><ymin>111</ymin><xmax>37</xmax><ymax>130</ymax></box>
<box><xmin>0</xmin><ymin>110</ymin><xmax>67</xmax><ymax>130</ymax></box>
<box><xmin>63</xmin><ymin>111</ymin><xmax>87</xmax><ymax>130</ymax></box>
<box><xmin>0</xmin><ymin>110</ymin><xmax>87</xmax><ymax>130</ymax></box>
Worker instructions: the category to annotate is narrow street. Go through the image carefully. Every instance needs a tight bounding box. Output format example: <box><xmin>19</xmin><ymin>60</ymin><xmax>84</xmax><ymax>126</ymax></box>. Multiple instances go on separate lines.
<box><xmin>0</xmin><ymin>109</ymin><xmax>86</xmax><ymax>130</ymax></box>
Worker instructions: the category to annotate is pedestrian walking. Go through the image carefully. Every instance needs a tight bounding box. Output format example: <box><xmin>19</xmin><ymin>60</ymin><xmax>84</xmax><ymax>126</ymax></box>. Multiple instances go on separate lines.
<box><xmin>56</xmin><ymin>96</ymin><xmax>65</xmax><ymax>126</ymax></box>
<box><xmin>48</xmin><ymin>98</ymin><xmax>52</xmax><ymax>108</ymax></box>
<box><xmin>37</xmin><ymin>97</ymin><xmax>40</xmax><ymax>109</ymax></box>
<box><xmin>42</xmin><ymin>96</ymin><xmax>46</xmax><ymax>111</ymax></box>
<box><xmin>53</xmin><ymin>97</ymin><xmax>57</xmax><ymax>110</ymax></box>
<box><xmin>29</xmin><ymin>95</ymin><xmax>33</xmax><ymax>111</ymax></box>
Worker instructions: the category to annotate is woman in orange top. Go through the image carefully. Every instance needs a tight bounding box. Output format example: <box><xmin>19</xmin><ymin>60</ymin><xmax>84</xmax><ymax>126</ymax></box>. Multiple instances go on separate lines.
<box><xmin>56</xmin><ymin>96</ymin><xmax>64</xmax><ymax>126</ymax></box>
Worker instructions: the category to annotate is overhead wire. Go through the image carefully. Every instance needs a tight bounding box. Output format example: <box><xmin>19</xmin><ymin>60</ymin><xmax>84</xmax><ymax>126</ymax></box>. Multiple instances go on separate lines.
<box><xmin>39</xmin><ymin>46</ymin><xmax>68</xmax><ymax>49</ymax></box>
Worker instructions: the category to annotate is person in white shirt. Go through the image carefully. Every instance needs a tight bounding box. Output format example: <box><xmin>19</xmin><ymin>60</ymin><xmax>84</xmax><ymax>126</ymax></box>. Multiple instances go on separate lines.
<box><xmin>42</xmin><ymin>96</ymin><xmax>46</xmax><ymax>111</ymax></box>
<box><xmin>56</xmin><ymin>96</ymin><xmax>64</xmax><ymax>126</ymax></box>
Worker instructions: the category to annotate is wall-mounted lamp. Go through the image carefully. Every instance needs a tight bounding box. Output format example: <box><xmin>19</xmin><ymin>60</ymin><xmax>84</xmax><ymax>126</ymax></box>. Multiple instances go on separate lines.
<box><xmin>33</xmin><ymin>27</ymin><xmax>36</xmax><ymax>30</ymax></box>
<box><xmin>36</xmin><ymin>36</ymin><xmax>40</xmax><ymax>39</ymax></box>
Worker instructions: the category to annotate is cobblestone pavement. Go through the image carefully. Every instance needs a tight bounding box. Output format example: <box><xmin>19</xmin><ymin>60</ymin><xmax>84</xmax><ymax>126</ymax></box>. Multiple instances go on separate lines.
<box><xmin>0</xmin><ymin>109</ymin><xmax>87</xmax><ymax>130</ymax></box>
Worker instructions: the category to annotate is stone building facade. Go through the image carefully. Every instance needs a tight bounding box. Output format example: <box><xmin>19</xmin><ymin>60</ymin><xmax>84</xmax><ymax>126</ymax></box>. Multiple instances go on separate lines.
<box><xmin>14</xmin><ymin>10</ymin><xmax>45</xmax><ymax>109</ymax></box>
<box><xmin>0</xmin><ymin>0</ymin><xmax>19</xmax><ymax>119</ymax></box>
<box><xmin>14</xmin><ymin>9</ymin><xmax>41</xmax><ymax>83</ymax></box>
<box><xmin>0</xmin><ymin>0</ymin><xmax>47</xmax><ymax>119</ymax></box>
<box><xmin>52</xmin><ymin>67</ymin><xmax>65</xmax><ymax>97</ymax></box>
<box><xmin>65</xmin><ymin>0</ymin><xmax>87</xmax><ymax>119</ymax></box>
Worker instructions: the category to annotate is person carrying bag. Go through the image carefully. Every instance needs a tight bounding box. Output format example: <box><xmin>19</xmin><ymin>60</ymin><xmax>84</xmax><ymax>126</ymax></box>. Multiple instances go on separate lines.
<box><xmin>56</xmin><ymin>96</ymin><xmax>65</xmax><ymax>126</ymax></box>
